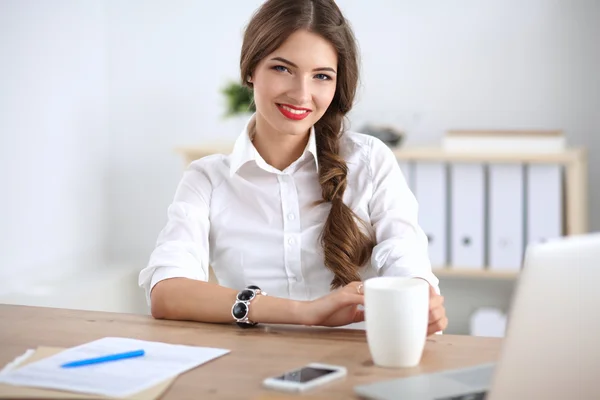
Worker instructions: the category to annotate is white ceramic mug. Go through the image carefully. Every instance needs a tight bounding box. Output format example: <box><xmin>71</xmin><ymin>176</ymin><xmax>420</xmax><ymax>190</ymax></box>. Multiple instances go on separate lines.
<box><xmin>364</xmin><ymin>277</ymin><xmax>429</xmax><ymax>368</ymax></box>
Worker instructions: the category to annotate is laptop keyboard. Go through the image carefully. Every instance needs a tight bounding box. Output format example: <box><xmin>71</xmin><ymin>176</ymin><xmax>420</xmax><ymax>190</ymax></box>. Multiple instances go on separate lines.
<box><xmin>436</xmin><ymin>391</ymin><xmax>487</xmax><ymax>400</ymax></box>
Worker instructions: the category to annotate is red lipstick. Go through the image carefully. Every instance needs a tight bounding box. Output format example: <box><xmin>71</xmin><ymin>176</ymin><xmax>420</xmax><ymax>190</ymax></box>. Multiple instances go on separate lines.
<box><xmin>277</xmin><ymin>103</ymin><xmax>311</xmax><ymax>121</ymax></box>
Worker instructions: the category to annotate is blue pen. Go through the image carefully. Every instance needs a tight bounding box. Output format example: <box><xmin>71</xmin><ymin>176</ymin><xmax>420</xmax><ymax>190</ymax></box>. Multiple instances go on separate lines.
<box><xmin>60</xmin><ymin>349</ymin><xmax>145</xmax><ymax>368</ymax></box>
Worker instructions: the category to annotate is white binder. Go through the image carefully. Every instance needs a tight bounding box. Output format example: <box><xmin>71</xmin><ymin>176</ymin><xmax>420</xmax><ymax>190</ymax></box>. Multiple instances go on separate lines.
<box><xmin>450</xmin><ymin>164</ymin><xmax>485</xmax><ymax>269</ymax></box>
<box><xmin>413</xmin><ymin>163</ymin><xmax>447</xmax><ymax>268</ymax></box>
<box><xmin>489</xmin><ymin>164</ymin><xmax>525</xmax><ymax>271</ymax></box>
<box><xmin>527</xmin><ymin>164</ymin><xmax>563</xmax><ymax>245</ymax></box>
<box><xmin>397</xmin><ymin>161</ymin><xmax>413</xmax><ymax>190</ymax></box>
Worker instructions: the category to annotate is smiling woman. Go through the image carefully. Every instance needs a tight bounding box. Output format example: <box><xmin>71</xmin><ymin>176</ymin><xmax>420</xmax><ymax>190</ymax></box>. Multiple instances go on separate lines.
<box><xmin>139</xmin><ymin>0</ymin><xmax>447</xmax><ymax>336</ymax></box>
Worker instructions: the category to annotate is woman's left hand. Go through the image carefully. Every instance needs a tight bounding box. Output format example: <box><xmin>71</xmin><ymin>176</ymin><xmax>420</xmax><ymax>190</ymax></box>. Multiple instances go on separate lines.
<box><xmin>428</xmin><ymin>285</ymin><xmax>448</xmax><ymax>335</ymax></box>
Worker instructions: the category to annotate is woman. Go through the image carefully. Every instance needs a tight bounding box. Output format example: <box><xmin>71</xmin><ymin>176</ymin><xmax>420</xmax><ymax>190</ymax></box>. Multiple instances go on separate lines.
<box><xmin>139</xmin><ymin>0</ymin><xmax>447</xmax><ymax>335</ymax></box>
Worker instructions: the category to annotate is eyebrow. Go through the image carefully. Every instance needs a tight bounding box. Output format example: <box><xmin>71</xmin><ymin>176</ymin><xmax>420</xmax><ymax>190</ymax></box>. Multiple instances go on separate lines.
<box><xmin>270</xmin><ymin>57</ymin><xmax>337</xmax><ymax>74</ymax></box>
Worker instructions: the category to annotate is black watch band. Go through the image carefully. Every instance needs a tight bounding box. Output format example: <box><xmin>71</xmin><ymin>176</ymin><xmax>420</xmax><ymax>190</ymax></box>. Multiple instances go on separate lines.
<box><xmin>231</xmin><ymin>285</ymin><xmax>267</xmax><ymax>328</ymax></box>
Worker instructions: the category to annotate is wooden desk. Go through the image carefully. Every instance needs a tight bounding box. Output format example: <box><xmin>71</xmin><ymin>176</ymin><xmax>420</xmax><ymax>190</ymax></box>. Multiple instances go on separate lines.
<box><xmin>0</xmin><ymin>305</ymin><xmax>502</xmax><ymax>399</ymax></box>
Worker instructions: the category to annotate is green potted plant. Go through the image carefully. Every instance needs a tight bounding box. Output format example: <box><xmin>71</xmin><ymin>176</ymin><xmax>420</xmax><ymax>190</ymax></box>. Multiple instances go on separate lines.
<box><xmin>221</xmin><ymin>81</ymin><xmax>255</xmax><ymax>117</ymax></box>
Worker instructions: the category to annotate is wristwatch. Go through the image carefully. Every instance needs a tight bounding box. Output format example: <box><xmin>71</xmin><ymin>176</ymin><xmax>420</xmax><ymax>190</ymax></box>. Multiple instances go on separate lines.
<box><xmin>231</xmin><ymin>285</ymin><xmax>267</xmax><ymax>328</ymax></box>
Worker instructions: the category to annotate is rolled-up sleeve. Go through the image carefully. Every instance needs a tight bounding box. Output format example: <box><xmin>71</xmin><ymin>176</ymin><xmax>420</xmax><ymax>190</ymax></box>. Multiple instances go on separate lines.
<box><xmin>138</xmin><ymin>162</ymin><xmax>212</xmax><ymax>305</ymax></box>
<box><xmin>367</xmin><ymin>138</ymin><xmax>440</xmax><ymax>293</ymax></box>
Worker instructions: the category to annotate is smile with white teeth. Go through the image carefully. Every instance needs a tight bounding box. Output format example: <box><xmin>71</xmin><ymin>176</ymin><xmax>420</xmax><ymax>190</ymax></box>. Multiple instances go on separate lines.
<box><xmin>280</xmin><ymin>105</ymin><xmax>308</xmax><ymax>114</ymax></box>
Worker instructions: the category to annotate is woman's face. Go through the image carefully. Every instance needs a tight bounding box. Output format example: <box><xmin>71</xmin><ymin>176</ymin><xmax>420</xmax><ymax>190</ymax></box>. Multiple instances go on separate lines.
<box><xmin>251</xmin><ymin>29</ymin><xmax>338</xmax><ymax>138</ymax></box>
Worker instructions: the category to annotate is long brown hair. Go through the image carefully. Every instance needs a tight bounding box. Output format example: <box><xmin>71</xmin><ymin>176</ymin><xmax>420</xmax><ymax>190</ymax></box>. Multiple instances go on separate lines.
<box><xmin>240</xmin><ymin>0</ymin><xmax>374</xmax><ymax>289</ymax></box>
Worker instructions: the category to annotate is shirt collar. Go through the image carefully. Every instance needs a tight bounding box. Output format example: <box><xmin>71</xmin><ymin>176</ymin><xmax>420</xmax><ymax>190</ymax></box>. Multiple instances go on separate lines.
<box><xmin>228</xmin><ymin>114</ymin><xmax>319</xmax><ymax>177</ymax></box>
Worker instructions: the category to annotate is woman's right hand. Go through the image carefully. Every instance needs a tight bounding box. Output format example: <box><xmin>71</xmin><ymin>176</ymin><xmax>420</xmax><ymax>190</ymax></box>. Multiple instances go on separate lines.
<box><xmin>300</xmin><ymin>281</ymin><xmax>365</xmax><ymax>327</ymax></box>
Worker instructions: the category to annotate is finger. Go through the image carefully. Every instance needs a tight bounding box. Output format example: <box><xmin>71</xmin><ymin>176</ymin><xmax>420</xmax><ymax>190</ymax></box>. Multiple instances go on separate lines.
<box><xmin>346</xmin><ymin>281</ymin><xmax>362</xmax><ymax>287</ymax></box>
<box><xmin>345</xmin><ymin>281</ymin><xmax>364</xmax><ymax>295</ymax></box>
<box><xmin>429</xmin><ymin>316</ymin><xmax>448</xmax><ymax>334</ymax></box>
<box><xmin>428</xmin><ymin>305</ymin><xmax>446</xmax><ymax>328</ymax></box>
<box><xmin>427</xmin><ymin>317</ymin><xmax>448</xmax><ymax>336</ymax></box>
<box><xmin>336</xmin><ymin>292</ymin><xmax>365</xmax><ymax>307</ymax></box>
<box><xmin>353</xmin><ymin>309</ymin><xmax>365</xmax><ymax>323</ymax></box>
<box><xmin>429</xmin><ymin>305</ymin><xmax>445</xmax><ymax>323</ymax></box>
<box><xmin>429</xmin><ymin>295</ymin><xmax>444</xmax><ymax>309</ymax></box>
<box><xmin>429</xmin><ymin>284</ymin><xmax>437</xmax><ymax>297</ymax></box>
<box><xmin>428</xmin><ymin>313</ymin><xmax>448</xmax><ymax>328</ymax></box>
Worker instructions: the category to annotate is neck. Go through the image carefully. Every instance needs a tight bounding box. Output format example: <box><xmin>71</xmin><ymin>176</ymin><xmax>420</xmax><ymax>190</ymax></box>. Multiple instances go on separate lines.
<box><xmin>252</xmin><ymin>115</ymin><xmax>310</xmax><ymax>171</ymax></box>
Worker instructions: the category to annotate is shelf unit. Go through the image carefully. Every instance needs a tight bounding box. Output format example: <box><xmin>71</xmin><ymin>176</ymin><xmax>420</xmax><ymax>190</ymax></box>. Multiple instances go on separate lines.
<box><xmin>433</xmin><ymin>268</ymin><xmax>521</xmax><ymax>280</ymax></box>
<box><xmin>175</xmin><ymin>144</ymin><xmax>588</xmax><ymax>280</ymax></box>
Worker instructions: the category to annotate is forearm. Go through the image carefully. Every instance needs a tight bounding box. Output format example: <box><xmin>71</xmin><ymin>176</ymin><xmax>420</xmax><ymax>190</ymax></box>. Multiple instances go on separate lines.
<box><xmin>150</xmin><ymin>278</ymin><xmax>305</xmax><ymax>325</ymax></box>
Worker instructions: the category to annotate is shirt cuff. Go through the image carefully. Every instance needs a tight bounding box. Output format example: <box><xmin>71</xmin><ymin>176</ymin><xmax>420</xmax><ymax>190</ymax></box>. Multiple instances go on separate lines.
<box><xmin>145</xmin><ymin>266</ymin><xmax>207</xmax><ymax>306</ymax></box>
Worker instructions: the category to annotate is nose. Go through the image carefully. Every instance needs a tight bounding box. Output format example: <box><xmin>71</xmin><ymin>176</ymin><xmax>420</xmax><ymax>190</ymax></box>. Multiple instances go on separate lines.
<box><xmin>288</xmin><ymin>76</ymin><xmax>311</xmax><ymax>106</ymax></box>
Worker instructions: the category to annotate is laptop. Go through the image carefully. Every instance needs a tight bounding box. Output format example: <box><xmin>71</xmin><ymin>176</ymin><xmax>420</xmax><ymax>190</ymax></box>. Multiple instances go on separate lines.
<box><xmin>354</xmin><ymin>232</ymin><xmax>600</xmax><ymax>400</ymax></box>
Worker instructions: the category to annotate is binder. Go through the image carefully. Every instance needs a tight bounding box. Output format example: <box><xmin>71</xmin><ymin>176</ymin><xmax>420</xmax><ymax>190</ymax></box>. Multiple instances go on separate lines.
<box><xmin>413</xmin><ymin>163</ymin><xmax>447</xmax><ymax>268</ymax></box>
<box><xmin>450</xmin><ymin>164</ymin><xmax>485</xmax><ymax>269</ymax></box>
<box><xmin>489</xmin><ymin>164</ymin><xmax>525</xmax><ymax>271</ymax></box>
<box><xmin>526</xmin><ymin>164</ymin><xmax>563</xmax><ymax>245</ymax></box>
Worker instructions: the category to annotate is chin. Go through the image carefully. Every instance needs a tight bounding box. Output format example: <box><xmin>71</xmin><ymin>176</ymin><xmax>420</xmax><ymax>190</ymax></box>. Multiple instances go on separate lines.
<box><xmin>272</xmin><ymin>112</ymin><xmax>318</xmax><ymax>137</ymax></box>
<box><xmin>284</xmin><ymin>121</ymin><xmax>314</xmax><ymax>136</ymax></box>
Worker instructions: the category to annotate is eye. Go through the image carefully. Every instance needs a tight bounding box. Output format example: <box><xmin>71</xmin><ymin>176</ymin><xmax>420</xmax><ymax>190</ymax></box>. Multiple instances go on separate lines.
<box><xmin>272</xmin><ymin>65</ymin><xmax>289</xmax><ymax>73</ymax></box>
<box><xmin>315</xmin><ymin>73</ymin><xmax>332</xmax><ymax>81</ymax></box>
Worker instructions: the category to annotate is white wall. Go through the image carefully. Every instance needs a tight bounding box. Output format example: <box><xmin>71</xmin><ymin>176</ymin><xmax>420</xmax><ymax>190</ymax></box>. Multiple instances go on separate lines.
<box><xmin>0</xmin><ymin>1</ymin><xmax>110</xmax><ymax>292</ymax></box>
<box><xmin>105</xmin><ymin>0</ymin><xmax>265</xmax><ymax>267</ymax></box>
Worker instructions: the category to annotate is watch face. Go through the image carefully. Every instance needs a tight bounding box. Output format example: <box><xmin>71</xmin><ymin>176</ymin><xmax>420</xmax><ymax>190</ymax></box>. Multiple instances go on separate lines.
<box><xmin>237</xmin><ymin>289</ymin><xmax>256</xmax><ymax>301</ymax></box>
<box><xmin>232</xmin><ymin>302</ymin><xmax>249</xmax><ymax>319</ymax></box>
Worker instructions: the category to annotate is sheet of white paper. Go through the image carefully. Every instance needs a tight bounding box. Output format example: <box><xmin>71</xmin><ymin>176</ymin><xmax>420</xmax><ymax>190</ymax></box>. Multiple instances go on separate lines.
<box><xmin>0</xmin><ymin>349</ymin><xmax>35</xmax><ymax>374</ymax></box>
<box><xmin>0</xmin><ymin>337</ymin><xmax>230</xmax><ymax>398</ymax></box>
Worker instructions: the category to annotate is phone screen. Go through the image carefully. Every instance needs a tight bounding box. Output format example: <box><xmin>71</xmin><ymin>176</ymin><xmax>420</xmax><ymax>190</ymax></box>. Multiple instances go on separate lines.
<box><xmin>274</xmin><ymin>366</ymin><xmax>337</xmax><ymax>383</ymax></box>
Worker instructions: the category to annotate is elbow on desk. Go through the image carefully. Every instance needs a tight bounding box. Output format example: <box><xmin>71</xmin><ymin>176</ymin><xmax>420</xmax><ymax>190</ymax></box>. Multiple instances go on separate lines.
<box><xmin>150</xmin><ymin>302</ymin><xmax>167</xmax><ymax>320</ymax></box>
<box><xmin>149</xmin><ymin>281</ymin><xmax>170</xmax><ymax>320</ymax></box>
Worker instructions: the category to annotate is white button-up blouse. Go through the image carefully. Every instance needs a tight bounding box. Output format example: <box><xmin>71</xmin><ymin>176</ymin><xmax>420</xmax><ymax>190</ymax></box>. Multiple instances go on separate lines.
<box><xmin>139</xmin><ymin>116</ymin><xmax>439</xmax><ymax>305</ymax></box>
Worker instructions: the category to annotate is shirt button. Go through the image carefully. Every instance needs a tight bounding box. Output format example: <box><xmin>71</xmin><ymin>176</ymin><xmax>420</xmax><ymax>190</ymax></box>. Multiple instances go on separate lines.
<box><xmin>288</xmin><ymin>238</ymin><xmax>295</xmax><ymax>245</ymax></box>
<box><xmin>288</xmin><ymin>213</ymin><xmax>295</xmax><ymax>220</ymax></box>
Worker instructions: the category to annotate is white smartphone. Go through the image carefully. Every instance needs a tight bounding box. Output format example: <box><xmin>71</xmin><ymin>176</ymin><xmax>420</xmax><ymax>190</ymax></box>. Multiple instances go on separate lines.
<box><xmin>262</xmin><ymin>362</ymin><xmax>347</xmax><ymax>393</ymax></box>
